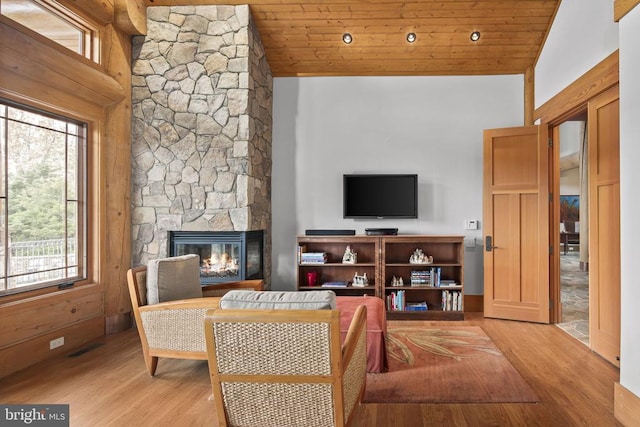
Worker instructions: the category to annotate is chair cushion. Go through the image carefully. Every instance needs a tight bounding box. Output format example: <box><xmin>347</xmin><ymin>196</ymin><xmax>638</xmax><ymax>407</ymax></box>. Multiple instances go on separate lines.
<box><xmin>220</xmin><ymin>290</ymin><xmax>336</xmax><ymax>310</ymax></box>
<box><xmin>146</xmin><ymin>254</ymin><xmax>202</xmax><ymax>304</ymax></box>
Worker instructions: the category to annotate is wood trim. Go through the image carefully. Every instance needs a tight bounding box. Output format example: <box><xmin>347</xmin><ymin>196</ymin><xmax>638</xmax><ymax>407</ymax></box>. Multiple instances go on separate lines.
<box><xmin>524</xmin><ymin>67</ymin><xmax>535</xmax><ymax>125</ymax></box>
<box><xmin>615</xmin><ymin>383</ymin><xmax>640</xmax><ymax>426</ymax></box>
<box><xmin>534</xmin><ymin>50</ymin><xmax>619</xmax><ymax>125</ymax></box>
<box><xmin>614</xmin><ymin>0</ymin><xmax>640</xmax><ymax>21</ymax></box>
<box><xmin>550</xmin><ymin>124</ymin><xmax>563</xmax><ymax>324</ymax></box>
<box><xmin>0</xmin><ymin>17</ymin><xmax>124</xmax><ymax>108</ymax></box>
<box><xmin>114</xmin><ymin>0</ymin><xmax>147</xmax><ymax>35</ymax></box>
<box><xmin>101</xmin><ymin>23</ymin><xmax>133</xmax><ymax>329</ymax></box>
<box><xmin>57</xmin><ymin>0</ymin><xmax>115</xmax><ymax>27</ymax></box>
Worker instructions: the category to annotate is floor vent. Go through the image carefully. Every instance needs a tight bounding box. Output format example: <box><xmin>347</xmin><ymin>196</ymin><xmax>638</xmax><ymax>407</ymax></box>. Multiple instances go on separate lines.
<box><xmin>67</xmin><ymin>343</ymin><xmax>103</xmax><ymax>358</ymax></box>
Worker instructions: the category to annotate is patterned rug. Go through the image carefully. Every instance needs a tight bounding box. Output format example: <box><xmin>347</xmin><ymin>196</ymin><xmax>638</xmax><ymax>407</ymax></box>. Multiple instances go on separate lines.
<box><xmin>364</xmin><ymin>326</ymin><xmax>539</xmax><ymax>403</ymax></box>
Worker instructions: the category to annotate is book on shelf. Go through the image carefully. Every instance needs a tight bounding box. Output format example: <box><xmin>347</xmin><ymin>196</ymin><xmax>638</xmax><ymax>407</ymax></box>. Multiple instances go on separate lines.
<box><xmin>386</xmin><ymin>290</ymin><xmax>406</xmax><ymax>311</ymax></box>
<box><xmin>406</xmin><ymin>302</ymin><xmax>428</xmax><ymax>311</ymax></box>
<box><xmin>439</xmin><ymin>279</ymin><xmax>458</xmax><ymax>288</ymax></box>
<box><xmin>300</xmin><ymin>252</ymin><xmax>328</xmax><ymax>264</ymax></box>
<box><xmin>441</xmin><ymin>289</ymin><xmax>462</xmax><ymax>311</ymax></box>
<box><xmin>410</xmin><ymin>267</ymin><xmax>441</xmax><ymax>287</ymax></box>
<box><xmin>321</xmin><ymin>281</ymin><xmax>348</xmax><ymax>287</ymax></box>
<box><xmin>296</xmin><ymin>245</ymin><xmax>307</xmax><ymax>264</ymax></box>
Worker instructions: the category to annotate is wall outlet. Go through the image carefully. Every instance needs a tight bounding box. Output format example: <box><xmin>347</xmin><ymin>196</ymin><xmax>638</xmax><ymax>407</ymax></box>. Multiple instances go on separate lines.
<box><xmin>50</xmin><ymin>337</ymin><xmax>64</xmax><ymax>350</ymax></box>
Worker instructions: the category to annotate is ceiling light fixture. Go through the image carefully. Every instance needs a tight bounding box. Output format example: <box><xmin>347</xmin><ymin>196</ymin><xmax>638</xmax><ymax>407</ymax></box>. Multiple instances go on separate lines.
<box><xmin>470</xmin><ymin>31</ymin><xmax>481</xmax><ymax>42</ymax></box>
<box><xmin>342</xmin><ymin>33</ymin><xmax>353</xmax><ymax>44</ymax></box>
<box><xmin>406</xmin><ymin>32</ymin><xmax>416</xmax><ymax>43</ymax></box>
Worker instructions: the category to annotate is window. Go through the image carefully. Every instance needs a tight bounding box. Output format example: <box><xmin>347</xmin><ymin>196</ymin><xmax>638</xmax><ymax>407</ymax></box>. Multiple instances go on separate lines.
<box><xmin>0</xmin><ymin>0</ymin><xmax>98</xmax><ymax>62</ymax></box>
<box><xmin>0</xmin><ymin>100</ymin><xmax>86</xmax><ymax>295</ymax></box>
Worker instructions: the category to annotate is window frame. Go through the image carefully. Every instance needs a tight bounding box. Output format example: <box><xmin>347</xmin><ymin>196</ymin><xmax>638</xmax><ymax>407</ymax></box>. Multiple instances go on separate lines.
<box><xmin>0</xmin><ymin>99</ymin><xmax>89</xmax><ymax>296</ymax></box>
<box><xmin>0</xmin><ymin>0</ymin><xmax>100</xmax><ymax>62</ymax></box>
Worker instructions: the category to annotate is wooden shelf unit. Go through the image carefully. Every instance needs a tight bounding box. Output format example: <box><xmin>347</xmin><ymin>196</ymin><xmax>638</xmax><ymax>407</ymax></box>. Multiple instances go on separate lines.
<box><xmin>296</xmin><ymin>235</ymin><xmax>464</xmax><ymax>320</ymax></box>
<box><xmin>382</xmin><ymin>235</ymin><xmax>464</xmax><ymax>320</ymax></box>
<box><xmin>296</xmin><ymin>236</ymin><xmax>379</xmax><ymax>297</ymax></box>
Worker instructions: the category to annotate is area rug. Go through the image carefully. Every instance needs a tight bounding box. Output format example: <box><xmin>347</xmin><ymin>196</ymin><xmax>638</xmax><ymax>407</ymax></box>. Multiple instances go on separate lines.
<box><xmin>364</xmin><ymin>326</ymin><xmax>539</xmax><ymax>403</ymax></box>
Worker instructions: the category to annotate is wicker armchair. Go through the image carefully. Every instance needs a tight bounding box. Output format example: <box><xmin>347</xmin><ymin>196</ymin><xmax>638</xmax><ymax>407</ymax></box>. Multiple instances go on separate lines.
<box><xmin>127</xmin><ymin>259</ymin><xmax>263</xmax><ymax>376</ymax></box>
<box><xmin>204</xmin><ymin>305</ymin><xmax>367</xmax><ymax>427</ymax></box>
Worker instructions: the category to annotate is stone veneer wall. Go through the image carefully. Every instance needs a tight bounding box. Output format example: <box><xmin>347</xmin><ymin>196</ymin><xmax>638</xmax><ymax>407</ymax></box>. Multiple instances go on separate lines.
<box><xmin>131</xmin><ymin>5</ymin><xmax>272</xmax><ymax>285</ymax></box>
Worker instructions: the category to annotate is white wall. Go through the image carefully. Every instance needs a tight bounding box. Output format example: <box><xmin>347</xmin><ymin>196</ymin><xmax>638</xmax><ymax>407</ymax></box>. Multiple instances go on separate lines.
<box><xmin>535</xmin><ymin>0</ymin><xmax>618</xmax><ymax>108</ymax></box>
<box><xmin>619</xmin><ymin>4</ymin><xmax>640</xmax><ymax>398</ymax></box>
<box><xmin>272</xmin><ymin>75</ymin><xmax>524</xmax><ymax>293</ymax></box>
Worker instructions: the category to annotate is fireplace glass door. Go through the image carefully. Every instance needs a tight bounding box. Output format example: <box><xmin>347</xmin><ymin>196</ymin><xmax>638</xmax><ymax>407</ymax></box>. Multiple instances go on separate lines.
<box><xmin>197</xmin><ymin>241</ymin><xmax>241</xmax><ymax>281</ymax></box>
<box><xmin>169</xmin><ymin>231</ymin><xmax>263</xmax><ymax>284</ymax></box>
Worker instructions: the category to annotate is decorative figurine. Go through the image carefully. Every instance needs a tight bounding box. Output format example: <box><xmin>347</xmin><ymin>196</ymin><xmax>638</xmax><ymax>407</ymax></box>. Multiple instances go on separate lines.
<box><xmin>352</xmin><ymin>272</ymin><xmax>368</xmax><ymax>287</ymax></box>
<box><xmin>409</xmin><ymin>248</ymin><xmax>433</xmax><ymax>264</ymax></box>
<box><xmin>342</xmin><ymin>245</ymin><xmax>357</xmax><ymax>264</ymax></box>
<box><xmin>391</xmin><ymin>275</ymin><xmax>404</xmax><ymax>287</ymax></box>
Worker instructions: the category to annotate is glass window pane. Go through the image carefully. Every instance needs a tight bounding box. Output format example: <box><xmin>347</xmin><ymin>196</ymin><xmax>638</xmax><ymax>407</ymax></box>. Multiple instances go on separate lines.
<box><xmin>0</xmin><ymin>100</ymin><xmax>86</xmax><ymax>294</ymax></box>
<box><xmin>0</xmin><ymin>0</ymin><xmax>85</xmax><ymax>56</ymax></box>
<box><xmin>67</xmin><ymin>201</ymin><xmax>78</xmax><ymax>268</ymax></box>
<box><xmin>67</xmin><ymin>135</ymin><xmax>77</xmax><ymax>200</ymax></box>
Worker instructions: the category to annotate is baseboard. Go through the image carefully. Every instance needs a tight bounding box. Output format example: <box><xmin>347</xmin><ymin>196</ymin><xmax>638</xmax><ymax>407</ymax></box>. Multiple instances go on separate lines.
<box><xmin>615</xmin><ymin>382</ymin><xmax>640</xmax><ymax>426</ymax></box>
<box><xmin>464</xmin><ymin>295</ymin><xmax>484</xmax><ymax>313</ymax></box>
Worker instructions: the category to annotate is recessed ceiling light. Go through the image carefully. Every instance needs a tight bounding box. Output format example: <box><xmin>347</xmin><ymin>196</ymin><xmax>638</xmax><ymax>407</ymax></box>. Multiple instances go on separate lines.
<box><xmin>406</xmin><ymin>32</ymin><xmax>416</xmax><ymax>43</ymax></box>
<box><xmin>470</xmin><ymin>31</ymin><xmax>481</xmax><ymax>42</ymax></box>
<box><xmin>342</xmin><ymin>33</ymin><xmax>353</xmax><ymax>44</ymax></box>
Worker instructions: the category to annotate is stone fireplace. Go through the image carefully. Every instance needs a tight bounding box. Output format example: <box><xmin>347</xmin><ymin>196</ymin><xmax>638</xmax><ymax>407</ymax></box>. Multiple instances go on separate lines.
<box><xmin>131</xmin><ymin>5</ymin><xmax>272</xmax><ymax>287</ymax></box>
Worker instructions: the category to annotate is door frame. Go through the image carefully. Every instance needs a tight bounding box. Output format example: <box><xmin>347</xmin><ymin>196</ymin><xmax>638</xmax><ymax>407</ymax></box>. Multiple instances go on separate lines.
<box><xmin>534</xmin><ymin>51</ymin><xmax>619</xmax><ymax>323</ymax></box>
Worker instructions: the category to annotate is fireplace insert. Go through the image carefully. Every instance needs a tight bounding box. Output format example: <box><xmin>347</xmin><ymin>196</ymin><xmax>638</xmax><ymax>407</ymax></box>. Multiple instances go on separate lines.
<box><xmin>168</xmin><ymin>230</ymin><xmax>264</xmax><ymax>284</ymax></box>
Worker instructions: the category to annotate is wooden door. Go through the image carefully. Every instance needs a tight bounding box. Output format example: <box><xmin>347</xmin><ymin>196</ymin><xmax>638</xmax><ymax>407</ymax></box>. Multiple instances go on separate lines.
<box><xmin>588</xmin><ymin>85</ymin><xmax>620</xmax><ymax>366</ymax></box>
<box><xmin>483</xmin><ymin>125</ymin><xmax>550</xmax><ymax>323</ymax></box>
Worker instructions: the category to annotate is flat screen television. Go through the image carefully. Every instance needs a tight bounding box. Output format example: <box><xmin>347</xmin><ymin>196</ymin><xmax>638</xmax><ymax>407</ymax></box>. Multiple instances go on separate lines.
<box><xmin>343</xmin><ymin>174</ymin><xmax>418</xmax><ymax>219</ymax></box>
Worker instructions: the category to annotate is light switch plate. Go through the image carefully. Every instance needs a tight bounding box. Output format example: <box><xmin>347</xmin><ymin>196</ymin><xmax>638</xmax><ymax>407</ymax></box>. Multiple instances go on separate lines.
<box><xmin>464</xmin><ymin>220</ymin><xmax>479</xmax><ymax>230</ymax></box>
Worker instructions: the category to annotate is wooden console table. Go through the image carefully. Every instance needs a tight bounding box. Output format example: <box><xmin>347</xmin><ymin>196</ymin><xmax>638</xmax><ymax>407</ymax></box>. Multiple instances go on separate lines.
<box><xmin>560</xmin><ymin>232</ymin><xmax>579</xmax><ymax>255</ymax></box>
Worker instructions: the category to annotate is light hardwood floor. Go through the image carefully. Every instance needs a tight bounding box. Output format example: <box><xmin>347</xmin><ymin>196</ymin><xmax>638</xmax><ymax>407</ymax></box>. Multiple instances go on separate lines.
<box><xmin>0</xmin><ymin>314</ymin><xmax>621</xmax><ymax>426</ymax></box>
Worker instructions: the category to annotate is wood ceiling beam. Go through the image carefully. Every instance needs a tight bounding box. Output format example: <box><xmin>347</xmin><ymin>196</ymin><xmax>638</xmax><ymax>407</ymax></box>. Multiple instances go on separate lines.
<box><xmin>614</xmin><ymin>0</ymin><xmax>640</xmax><ymax>21</ymax></box>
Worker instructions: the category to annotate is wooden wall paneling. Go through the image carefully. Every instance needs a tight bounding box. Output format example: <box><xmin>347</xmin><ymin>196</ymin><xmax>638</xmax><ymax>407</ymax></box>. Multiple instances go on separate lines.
<box><xmin>0</xmin><ymin>316</ymin><xmax>104</xmax><ymax>379</ymax></box>
<box><xmin>0</xmin><ymin>284</ymin><xmax>104</xmax><ymax>348</ymax></box>
<box><xmin>0</xmin><ymin>6</ymin><xmax>133</xmax><ymax>376</ymax></box>
<box><xmin>0</xmin><ymin>66</ymin><xmax>103</xmax><ymax>119</ymax></box>
<box><xmin>0</xmin><ymin>17</ymin><xmax>124</xmax><ymax>108</ymax></box>
<box><xmin>101</xmin><ymin>23</ymin><xmax>134</xmax><ymax>334</ymax></box>
<box><xmin>56</xmin><ymin>0</ymin><xmax>115</xmax><ymax>27</ymax></box>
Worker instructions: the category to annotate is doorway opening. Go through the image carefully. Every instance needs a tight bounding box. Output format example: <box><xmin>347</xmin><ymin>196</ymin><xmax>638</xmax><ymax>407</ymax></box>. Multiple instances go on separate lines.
<box><xmin>555</xmin><ymin>114</ymin><xmax>589</xmax><ymax>346</ymax></box>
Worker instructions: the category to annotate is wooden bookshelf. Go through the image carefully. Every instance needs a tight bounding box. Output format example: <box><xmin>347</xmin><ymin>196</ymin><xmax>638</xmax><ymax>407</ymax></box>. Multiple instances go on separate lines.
<box><xmin>296</xmin><ymin>236</ymin><xmax>379</xmax><ymax>297</ymax></box>
<box><xmin>296</xmin><ymin>235</ymin><xmax>464</xmax><ymax>320</ymax></box>
<box><xmin>381</xmin><ymin>235</ymin><xmax>464</xmax><ymax>320</ymax></box>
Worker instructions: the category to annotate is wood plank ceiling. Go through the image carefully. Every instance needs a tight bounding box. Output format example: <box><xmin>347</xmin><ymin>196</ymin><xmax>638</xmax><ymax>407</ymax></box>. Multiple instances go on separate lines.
<box><xmin>146</xmin><ymin>0</ymin><xmax>561</xmax><ymax>77</ymax></box>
